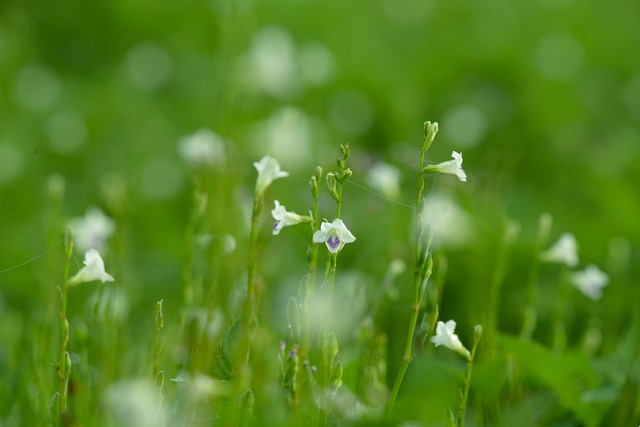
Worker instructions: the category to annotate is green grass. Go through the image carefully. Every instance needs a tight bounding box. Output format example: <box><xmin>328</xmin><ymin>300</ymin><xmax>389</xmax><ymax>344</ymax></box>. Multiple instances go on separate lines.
<box><xmin>1</xmin><ymin>0</ymin><xmax>640</xmax><ymax>425</ymax></box>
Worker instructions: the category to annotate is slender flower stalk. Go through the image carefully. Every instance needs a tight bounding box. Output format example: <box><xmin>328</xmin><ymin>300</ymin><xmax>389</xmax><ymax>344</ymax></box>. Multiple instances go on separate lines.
<box><xmin>388</xmin><ymin>121</ymin><xmax>440</xmax><ymax>415</ymax></box>
<box><xmin>57</xmin><ymin>226</ymin><xmax>74</xmax><ymax>421</ymax></box>
<box><xmin>244</xmin><ymin>156</ymin><xmax>289</xmax><ymax>328</ymax></box>
<box><xmin>153</xmin><ymin>300</ymin><xmax>166</xmax><ymax>427</ymax></box>
<box><xmin>318</xmin><ymin>144</ymin><xmax>352</xmax><ymax>426</ymax></box>
<box><xmin>459</xmin><ymin>325</ymin><xmax>483</xmax><ymax>427</ymax></box>
<box><xmin>520</xmin><ymin>213</ymin><xmax>552</xmax><ymax>340</ymax></box>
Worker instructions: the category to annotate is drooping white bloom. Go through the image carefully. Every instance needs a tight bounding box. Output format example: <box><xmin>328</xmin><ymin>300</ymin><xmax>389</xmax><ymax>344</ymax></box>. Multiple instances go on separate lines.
<box><xmin>366</xmin><ymin>162</ymin><xmax>401</xmax><ymax>198</ymax></box>
<box><xmin>69</xmin><ymin>249</ymin><xmax>115</xmax><ymax>286</ymax></box>
<box><xmin>423</xmin><ymin>151</ymin><xmax>467</xmax><ymax>182</ymax></box>
<box><xmin>178</xmin><ymin>129</ymin><xmax>226</xmax><ymax>167</ymax></box>
<box><xmin>71</xmin><ymin>207</ymin><xmax>116</xmax><ymax>253</ymax></box>
<box><xmin>312</xmin><ymin>219</ymin><xmax>356</xmax><ymax>253</ymax></box>
<box><xmin>569</xmin><ymin>264</ymin><xmax>609</xmax><ymax>300</ymax></box>
<box><xmin>430</xmin><ymin>319</ymin><xmax>471</xmax><ymax>360</ymax></box>
<box><xmin>540</xmin><ymin>232</ymin><xmax>579</xmax><ymax>268</ymax></box>
<box><xmin>271</xmin><ymin>200</ymin><xmax>310</xmax><ymax>235</ymax></box>
<box><xmin>253</xmin><ymin>155</ymin><xmax>289</xmax><ymax>196</ymax></box>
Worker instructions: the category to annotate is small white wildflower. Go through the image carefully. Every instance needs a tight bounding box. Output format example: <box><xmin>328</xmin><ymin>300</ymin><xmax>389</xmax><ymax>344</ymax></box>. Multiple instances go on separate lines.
<box><xmin>253</xmin><ymin>155</ymin><xmax>289</xmax><ymax>197</ymax></box>
<box><xmin>71</xmin><ymin>207</ymin><xmax>116</xmax><ymax>253</ymax></box>
<box><xmin>569</xmin><ymin>264</ymin><xmax>609</xmax><ymax>300</ymax></box>
<box><xmin>423</xmin><ymin>151</ymin><xmax>467</xmax><ymax>182</ymax></box>
<box><xmin>69</xmin><ymin>249</ymin><xmax>115</xmax><ymax>286</ymax></box>
<box><xmin>430</xmin><ymin>319</ymin><xmax>470</xmax><ymax>360</ymax></box>
<box><xmin>178</xmin><ymin>129</ymin><xmax>226</xmax><ymax>167</ymax></box>
<box><xmin>540</xmin><ymin>232</ymin><xmax>579</xmax><ymax>267</ymax></box>
<box><xmin>312</xmin><ymin>219</ymin><xmax>356</xmax><ymax>254</ymax></box>
<box><xmin>271</xmin><ymin>200</ymin><xmax>310</xmax><ymax>235</ymax></box>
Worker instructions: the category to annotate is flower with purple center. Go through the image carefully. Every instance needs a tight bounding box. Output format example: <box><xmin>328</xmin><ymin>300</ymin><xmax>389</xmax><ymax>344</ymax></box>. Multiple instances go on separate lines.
<box><xmin>271</xmin><ymin>200</ymin><xmax>310</xmax><ymax>235</ymax></box>
<box><xmin>312</xmin><ymin>218</ymin><xmax>356</xmax><ymax>254</ymax></box>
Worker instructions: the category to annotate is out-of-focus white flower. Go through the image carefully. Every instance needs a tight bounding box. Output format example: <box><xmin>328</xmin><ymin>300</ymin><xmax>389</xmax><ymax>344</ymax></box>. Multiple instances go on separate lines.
<box><xmin>178</xmin><ymin>129</ymin><xmax>226</xmax><ymax>167</ymax></box>
<box><xmin>71</xmin><ymin>207</ymin><xmax>116</xmax><ymax>253</ymax></box>
<box><xmin>271</xmin><ymin>200</ymin><xmax>310</xmax><ymax>235</ymax></box>
<box><xmin>69</xmin><ymin>249</ymin><xmax>115</xmax><ymax>286</ymax></box>
<box><xmin>103</xmin><ymin>379</ymin><xmax>160</xmax><ymax>427</ymax></box>
<box><xmin>171</xmin><ymin>372</ymin><xmax>232</xmax><ymax>400</ymax></box>
<box><xmin>366</xmin><ymin>162</ymin><xmax>401</xmax><ymax>198</ymax></box>
<box><xmin>421</xmin><ymin>193</ymin><xmax>472</xmax><ymax>248</ymax></box>
<box><xmin>569</xmin><ymin>264</ymin><xmax>609</xmax><ymax>300</ymax></box>
<box><xmin>254</xmin><ymin>155</ymin><xmax>289</xmax><ymax>197</ymax></box>
<box><xmin>430</xmin><ymin>319</ymin><xmax>470</xmax><ymax>360</ymax></box>
<box><xmin>423</xmin><ymin>151</ymin><xmax>467</xmax><ymax>182</ymax></box>
<box><xmin>312</xmin><ymin>219</ymin><xmax>356</xmax><ymax>254</ymax></box>
<box><xmin>540</xmin><ymin>232</ymin><xmax>579</xmax><ymax>268</ymax></box>
<box><xmin>248</xmin><ymin>27</ymin><xmax>300</xmax><ymax>98</ymax></box>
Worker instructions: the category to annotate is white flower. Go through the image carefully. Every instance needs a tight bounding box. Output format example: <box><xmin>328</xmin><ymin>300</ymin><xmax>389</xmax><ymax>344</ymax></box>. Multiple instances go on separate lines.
<box><xmin>253</xmin><ymin>155</ymin><xmax>289</xmax><ymax>196</ymax></box>
<box><xmin>69</xmin><ymin>249</ymin><xmax>115</xmax><ymax>286</ymax></box>
<box><xmin>540</xmin><ymin>232</ymin><xmax>579</xmax><ymax>267</ymax></box>
<box><xmin>71</xmin><ymin>207</ymin><xmax>116</xmax><ymax>253</ymax></box>
<box><xmin>312</xmin><ymin>219</ymin><xmax>356</xmax><ymax>253</ymax></box>
<box><xmin>423</xmin><ymin>151</ymin><xmax>467</xmax><ymax>182</ymax></box>
<box><xmin>430</xmin><ymin>319</ymin><xmax>470</xmax><ymax>359</ymax></box>
<box><xmin>366</xmin><ymin>162</ymin><xmax>401</xmax><ymax>198</ymax></box>
<box><xmin>178</xmin><ymin>128</ymin><xmax>226</xmax><ymax>167</ymax></box>
<box><xmin>569</xmin><ymin>264</ymin><xmax>609</xmax><ymax>300</ymax></box>
<box><xmin>271</xmin><ymin>200</ymin><xmax>310</xmax><ymax>235</ymax></box>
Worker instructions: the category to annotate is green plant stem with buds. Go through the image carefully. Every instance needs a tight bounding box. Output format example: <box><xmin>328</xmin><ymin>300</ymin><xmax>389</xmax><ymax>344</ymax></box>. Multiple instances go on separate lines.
<box><xmin>388</xmin><ymin>122</ymin><xmax>439</xmax><ymax>415</ymax></box>
<box><xmin>57</xmin><ymin>226</ymin><xmax>74</xmax><ymax>422</ymax></box>
<box><xmin>319</xmin><ymin>145</ymin><xmax>350</xmax><ymax>427</ymax></box>
<box><xmin>459</xmin><ymin>325</ymin><xmax>483</xmax><ymax>427</ymax></box>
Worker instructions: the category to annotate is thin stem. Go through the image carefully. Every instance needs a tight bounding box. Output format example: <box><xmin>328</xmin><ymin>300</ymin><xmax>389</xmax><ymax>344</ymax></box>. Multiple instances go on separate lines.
<box><xmin>387</xmin><ymin>122</ymin><xmax>438</xmax><ymax>415</ymax></box>
<box><xmin>459</xmin><ymin>326</ymin><xmax>482</xmax><ymax>427</ymax></box>
<box><xmin>521</xmin><ymin>214</ymin><xmax>551</xmax><ymax>340</ymax></box>
<box><xmin>57</xmin><ymin>227</ymin><xmax>74</xmax><ymax>420</ymax></box>
<box><xmin>244</xmin><ymin>193</ymin><xmax>264</xmax><ymax>329</ymax></box>
<box><xmin>319</xmin><ymin>253</ymin><xmax>337</xmax><ymax>427</ymax></box>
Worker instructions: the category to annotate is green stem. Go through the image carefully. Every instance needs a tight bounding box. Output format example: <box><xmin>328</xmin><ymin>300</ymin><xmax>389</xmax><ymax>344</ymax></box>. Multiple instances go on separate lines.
<box><xmin>521</xmin><ymin>215</ymin><xmax>551</xmax><ymax>340</ymax></box>
<box><xmin>244</xmin><ymin>193</ymin><xmax>264</xmax><ymax>329</ymax></box>
<box><xmin>552</xmin><ymin>268</ymin><xmax>569</xmax><ymax>352</ymax></box>
<box><xmin>387</xmin><ymin>122</ymin><xmax>437</xmax><ymax>416</ymax></box>
<box><xmin>319</xmin><ymin>253</ymin><xmax>337</xmax><ymax>427</ymax></box>
<box><xmin>57</xmin><ymin>227</ymin><xmax>74</xmax><ymax>420</ymax></box>
<box><xmin>459</xmin><ymin>326</ymin><xmax>482</xmax><ymax>427</ymax></box>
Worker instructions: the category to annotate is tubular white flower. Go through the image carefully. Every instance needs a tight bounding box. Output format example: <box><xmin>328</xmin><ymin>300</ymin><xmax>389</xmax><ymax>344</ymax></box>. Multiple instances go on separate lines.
<box><xmin>540</xmin><ymin>232</ymin><xmax>579</xmax><ymax>267</ymax></box>
<box><xmin>423</xmin><ymin>151</ymin><xmax>467</xmax><ymax>182</ymax></box>
<box><xmin>271</xmin><ymin>200</ymin><xmax>309</xmax><ymax>235</ymax></box>
<box><xmin>253</xmin><ymin>155</ymin><xmax>289</xmax><ymax>196</ymax></box>
<box><xmin>569</xmin><ymin>264</ymin><xmax>609</xmax><ymax>300</ymax></box>
<box><xmin>68</xmin><ymin>249</ymin><xmax>115</xmax><ymax>286</ymax></box>
<box><xmin>430</xmin><ymin>319</ymin><xmax>471</xmax><ymax>360</ymax></box>
<box><xmin>312</xmin><ymin>218</ymin><xmax>356</xmax><ymax>253</ymax></box>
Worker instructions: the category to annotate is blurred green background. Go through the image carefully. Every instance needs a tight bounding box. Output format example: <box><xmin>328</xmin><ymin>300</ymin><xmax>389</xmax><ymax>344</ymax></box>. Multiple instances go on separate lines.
<box><xmin>1</xmin><ymin>0</ymin><xmax>639</xmax><ymax>425</ymax></box>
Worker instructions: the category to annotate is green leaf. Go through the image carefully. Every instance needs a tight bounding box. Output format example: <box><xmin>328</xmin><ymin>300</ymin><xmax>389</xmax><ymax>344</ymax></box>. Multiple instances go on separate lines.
<box><xmin>498</xmin><ymin>333</ymin><xmax>603</xmax><ymax>426</ymax></box>
<box><xmin>211</xmin><ymin>320</ymin><xmax>242</xmax><ymax>380</ymax></box>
